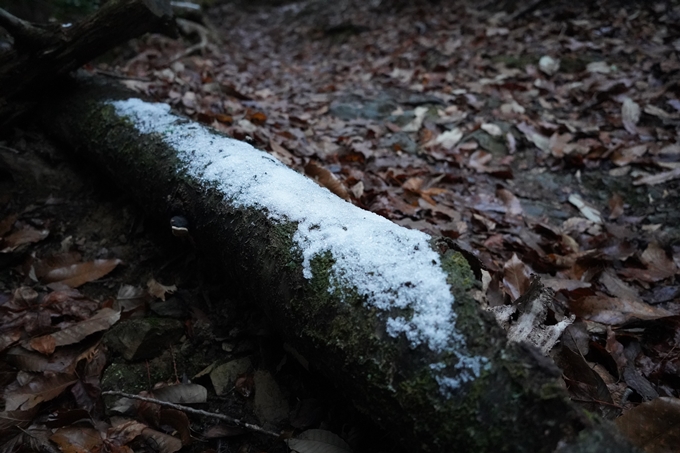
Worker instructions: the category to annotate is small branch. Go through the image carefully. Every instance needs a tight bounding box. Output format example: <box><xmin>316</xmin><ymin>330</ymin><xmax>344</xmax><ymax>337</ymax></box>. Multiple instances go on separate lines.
<box><xmin>101</xmin><ymin>390</ymin><xmax>281</xmax><ymax>438</ymax></box>
<box><xmin>169</xmin><ymin>18</ymin><xmax>210</xmax><ymax>63</ymax></box>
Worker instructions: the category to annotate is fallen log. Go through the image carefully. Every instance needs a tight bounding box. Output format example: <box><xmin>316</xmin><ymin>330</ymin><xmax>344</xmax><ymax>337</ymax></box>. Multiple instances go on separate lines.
<box><xmin>0</xmin><ymin>0</ymin><xmax>174</xmax><ymax>127</ymax></box>
<box><xmin>40</xmin><ymin>79</ymin><xmax>637</xmax><ymax>452</ymax></box>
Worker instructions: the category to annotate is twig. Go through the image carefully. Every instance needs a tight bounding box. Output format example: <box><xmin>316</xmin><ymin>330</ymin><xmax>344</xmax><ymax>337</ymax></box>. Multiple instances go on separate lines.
<box><xmin>101</xmin><ymin>390</ymin><xmax>281</xmax><ymax>438</ymax></box>
<box><xmin>169</xmin><ymin>18</ymin><xmax>210</xmax><ymax>63</ymax></box>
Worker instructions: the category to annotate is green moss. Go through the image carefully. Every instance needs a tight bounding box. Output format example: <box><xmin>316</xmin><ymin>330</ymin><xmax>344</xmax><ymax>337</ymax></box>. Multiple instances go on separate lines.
<box><xmin>273</xmin><ymin>222</ymin><xmax>301</xmax><ymax>270</ymax></box>
<box><xmin>440</xmin><ymin>250</ymin><xmax>475</xmax><ymax>293</ymax></box>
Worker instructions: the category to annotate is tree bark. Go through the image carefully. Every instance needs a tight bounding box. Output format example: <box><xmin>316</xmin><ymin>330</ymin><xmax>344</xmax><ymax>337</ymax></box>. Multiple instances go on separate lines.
<box><xmin>39</xmin><ymin>79</ymin><xmax>638</xmax><ymax>453</ymax></box>
<box><xmin>0</xmin><ymin>0</ymin><xmax>174</xmax><ymax>127</ymax></box>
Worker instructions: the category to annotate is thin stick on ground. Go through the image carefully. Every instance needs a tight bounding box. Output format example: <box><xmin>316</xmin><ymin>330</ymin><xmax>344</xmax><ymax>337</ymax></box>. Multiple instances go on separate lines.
<box><xmin>102</xmin><ymin>390</ymin><xmax>281</xmax><ymax>438</ymax></box>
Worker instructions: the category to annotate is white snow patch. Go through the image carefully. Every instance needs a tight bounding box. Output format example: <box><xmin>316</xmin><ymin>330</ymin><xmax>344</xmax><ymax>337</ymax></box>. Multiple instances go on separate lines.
<box><xmin>110</xmin><ymin>98</ymin><xmax>487</xmax><ymax>392</ymax></box>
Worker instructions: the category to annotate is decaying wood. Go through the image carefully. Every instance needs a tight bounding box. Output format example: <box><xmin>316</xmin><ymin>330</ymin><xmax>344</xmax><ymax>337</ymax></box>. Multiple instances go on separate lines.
<box><xmin>0</xmin><ymin>0</ymin><xmax>174</xmax><ymax>127</ymax></box>
<box><xmin>39</xmin><ymin>80</ymin><xmax>638</xmax><ymax>453</ymax></box>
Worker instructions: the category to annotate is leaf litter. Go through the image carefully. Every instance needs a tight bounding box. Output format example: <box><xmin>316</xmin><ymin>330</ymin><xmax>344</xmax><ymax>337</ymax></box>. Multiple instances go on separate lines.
<box><xmin>1</xmin><ymin>0</ymin><xmax>680</xmax><ymax>451</ymax></box>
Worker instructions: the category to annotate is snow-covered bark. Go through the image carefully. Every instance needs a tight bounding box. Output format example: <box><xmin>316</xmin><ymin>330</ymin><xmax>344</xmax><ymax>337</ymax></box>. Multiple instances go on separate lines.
<box><xmin>41</xmin><ymin>81</ymin><xmax>636</xmax><ymax>453</ymax></box>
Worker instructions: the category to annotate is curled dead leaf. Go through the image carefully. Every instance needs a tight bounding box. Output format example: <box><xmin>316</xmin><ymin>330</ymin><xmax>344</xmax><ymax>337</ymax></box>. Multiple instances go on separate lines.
<box><xmin>304</xmin><ymin>162</ymin><xmax>350</xmax><ymax>200</ymax></box>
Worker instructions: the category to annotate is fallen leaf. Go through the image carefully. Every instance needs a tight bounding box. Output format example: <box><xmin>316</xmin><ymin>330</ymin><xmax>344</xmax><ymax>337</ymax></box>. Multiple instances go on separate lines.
<box><xmin>503</xmin><ymin>253</ymin><xmax>532</xmax><ymax>301</ymax></box>
<box><xmin>622</xmin><ymin>97</ymin><xmax>641</xmax><ymax>134</ymax></box>
<box><xmin>30</xmin><ymin>308</ymin><xmax>121</xmax><ymax>354</ymax></box>
<box><xmin>608</xmin><ymin>192</ymin><xmax>624</xmax><ymax>219</ymax></box>
<box><xmin>633</xmin><ymin>167</ymin><xmax>680</xmax><ymax>186</ymax></box>
<box><xmin>4</xmin><ymin>373</ymin><xmax>78</xmax><ymax>411</ymax></box>
<box><xmin>141</xmin><ymin>428</ymin><xmax>182</xmax><ymax>453</ymax></box>
<box><xmin>616</xmin><ymin>397</ymin><xmax>680</xmax><ymax>452</ymax></box>
<box><xmin>539</xmin><ymin>56</ymin><xmax>560</xmax><ymax>76</ymax></box>
<box><xmin>42</xmin><ymin>259</ymin><xmax>122</xmax><ymax>288</ymax></box>
<box><xmin>152</xmin><ymin>383</ymin><xmax>207</xmax><ymax>404</ymax></box>
<box><xmin>568</xmin><ymin>194</ymin><xmax>603</xmax><ymax>224</ymax></box>
<box><xmin>481</xmin><ymin>123</ymin><xmax>502</xmax><ymax>137</ymax></box>
<box><xmin>147</xmin><ymin>278</ymin><xmax>177</xmax><ymax>301</ymax></box>
<box><xmin>517</xmin><ymin>122</ymin><xmax>550</xmax><ymax>152</ymax></box>
<box><xmin>611</xmin><ymin>144</ymin><xmax>647</xmax><ymax>166</ymax></box>
<box><xmin>1</xmin><ymin>225</ymin><xmax>49</xmax><ymax>253</ymax></box>
<box><xmin>50</xmin><ymin>426</ymin><xmax>103</xmax><ymax>453</ymax></box>
<box><xmin>570</xmin><ymin>296</ymin><xmax>675</xmax><ymax>325</ymax></box>
<box><xmin>305</xmin><ymin>162</ymin><xmax>350</xmax><ymax>200</ymax></box>
<box><xmin>428</xmin><ymin>128</ymin><xmax>463</xmax><ymax>149</ymax></box>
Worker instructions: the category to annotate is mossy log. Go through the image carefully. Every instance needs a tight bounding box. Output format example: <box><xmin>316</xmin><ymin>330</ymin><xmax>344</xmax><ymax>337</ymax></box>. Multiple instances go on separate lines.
<box><xmin>40</xmin><ymin>80</ymin><xmax>637</xmax><ymax>453</ymax></box>
<box><xmin>0</xmin><ymin>0</ymin><xmax>174</xmax><ymax>127</ymax></box>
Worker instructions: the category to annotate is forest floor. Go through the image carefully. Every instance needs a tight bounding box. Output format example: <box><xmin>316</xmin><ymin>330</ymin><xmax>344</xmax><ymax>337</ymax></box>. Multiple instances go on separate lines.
<box><xmin>1</xmin><ymin>0</ymin><xmax>680</xmax><ymax>452</ymax></box>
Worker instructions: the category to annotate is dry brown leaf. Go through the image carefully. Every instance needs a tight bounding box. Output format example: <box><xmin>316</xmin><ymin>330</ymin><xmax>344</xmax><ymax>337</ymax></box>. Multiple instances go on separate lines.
<box><xmin>4</xmin><ymin>373</ymin><xmax>78</xmax><ymax>411</ymax></box>
<box><xmin>50</xmin><ymin>427</ymin><xmax>104</xmax><ymax>453</ymax></box>
<box><xmin>304</xmin><ymin>161</ymin><xmax>350</xmax><ymax>200</ymax></box>
<box><xmin>1</xmin><ymin>225</ymin><xmax>49</xmax><ymax>253</ymax></box>
<box><xmin>141</xmin><ymin>428</ymin><xmax>183</xmax><ymax>453</ymax></box>
<box><xmin>611</xmin><ymin>144</ymin><xmax>647</xmax><ymax>166</ymax></box>
<box><xmin>616</xmin><ymin>397</ymin><xmax>680</xmax><ymax>452</ymax></box>
<box><xmin>608</xmin><ymin>192</ymin><xmax>624</xmax><ymax>219</ymax></box>
<box><xmin>43</xmin><ymin>259</ymin><xmax>122</xmax><ymax>288</ymax></box>
<box><xmin>107</xmin><ymin>419</ymin><xmax>148</xmax><ymax>448</ymax></box>
<box><xmin>29</xmin><ymin>308</ymin><xmax>121</xmax><ymax>354</ymax></box>
<box><xmin>0</xmin><ymin>213</ymin><xmax>17</xmax><ymax>237</ymax></box>
<box><xmin>633</xmin><ymin>167</ymin><xmax>680</xmax><ymax>186</ymax></box>
<box><xmin>496</xmin><ymin>188</ymin><xmax>523</xmax><ymax>217</ymax></box>
<box><xmin>5</xmin><ymin>346</ymin><xmax>78</xmax><ymax>373</ymax></box>
<box><xmin>570</xmin><ymin>296</ymin><xmax>675</xmax><ymax>325</ymax></box>
<box><xmin>29</xmin><ymin>335</ymin><xmax>56</xmax><ymax>355</ymax></box>
<box><xmin>147</xmin><ymin>278</ymin><xmax>177</xmax><ymax>301</ymax></box>
<box><xmin>622</xmin><ymin>98</ymin><xmax>641</xmax><ymax>134</ymax></box>
<box><xmin>160</xmin><ymin>408</ymin><xmax>192</xmax><ymax>445</ymax></box>
<box><xmin>269</xmin><ymin>139</ymin><xmax>296</xmax><ymax>166</ymax></box>
<box><xmin>502</xmin><ymin>253</ymin><xmax>532</xmax><ymax>301</ymax></box>
<box><xmin>599</xmin><ymin>269</ymin><xmax>641</xmax><ymax>302</ymax></box>
<box><xmin>619</xmin><ymin>243</ymin><xmax>678</xmax><ymax>282</ymax></box>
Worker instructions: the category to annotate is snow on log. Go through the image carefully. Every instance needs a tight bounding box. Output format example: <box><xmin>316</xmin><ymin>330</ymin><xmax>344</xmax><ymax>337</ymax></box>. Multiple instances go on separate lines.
<box><xmin>41</xmin><ymin>81</ymin><xmax>636</xmax><ymax>452</ymax></box>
